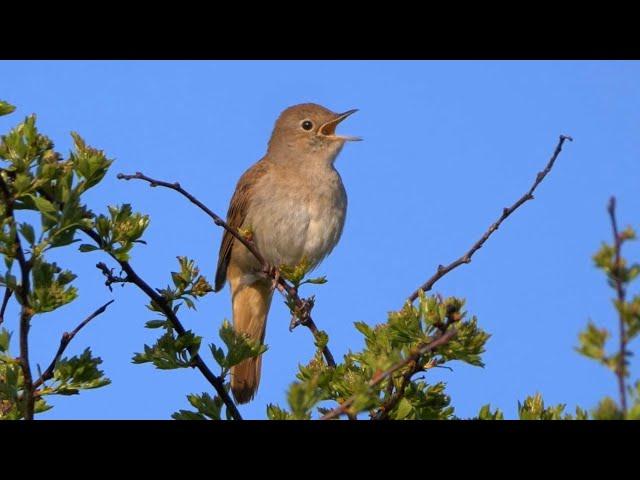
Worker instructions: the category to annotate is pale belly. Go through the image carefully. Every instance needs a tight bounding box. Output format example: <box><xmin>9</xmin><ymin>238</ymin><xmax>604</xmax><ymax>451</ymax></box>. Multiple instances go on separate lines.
<box><xmin>245</xmin><ymin>176</ymin><xmax>347</xmax><ymax>271</ymax></box>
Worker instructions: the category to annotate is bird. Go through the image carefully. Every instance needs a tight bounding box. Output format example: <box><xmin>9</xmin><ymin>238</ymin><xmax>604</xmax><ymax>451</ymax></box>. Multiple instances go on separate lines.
<box><xmin>214</xmin><ymin>103</ymin><xmax>360</xmax><ymax>404</ymax></box>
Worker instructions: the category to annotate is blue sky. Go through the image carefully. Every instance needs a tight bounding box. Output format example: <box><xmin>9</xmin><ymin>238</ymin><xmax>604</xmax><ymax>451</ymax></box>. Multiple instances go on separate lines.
<box><xmin>1</xmin><ymin>60</ymin><xmax>639</xmax><ymax>419</ymax></box>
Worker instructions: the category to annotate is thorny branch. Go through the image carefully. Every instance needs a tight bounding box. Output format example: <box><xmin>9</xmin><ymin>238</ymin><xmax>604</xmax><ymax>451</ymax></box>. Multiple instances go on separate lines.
<box><xmin>408</xmin><ymin>135</ymin><xmax>573</xmax><ymax>303</ymax></box>
<box><xmin>117</xmin><ymin>172</ymin><xmax>336</xmax><ymax>368</ymax></box>
<box><xmin>31</xmin><ymin>300</ymin><xmax>114</xmax><ymax>391</ymax></box>
<box><xmin>607</xmin><ymin>196</ymin><xmax>628</xmax><ymax>414</ymax></box>
<box><xmin>0</xmin><ymin>173</ymin><xmax>35</xmax><ymax>419</ymax></box>
<box><xmin>0</xmin><ymin>288</ymin><xmax>11</xmax><ymax>325</ymax></box>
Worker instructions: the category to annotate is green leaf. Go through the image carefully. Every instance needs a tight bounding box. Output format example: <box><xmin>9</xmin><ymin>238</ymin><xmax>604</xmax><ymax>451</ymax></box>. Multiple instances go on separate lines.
<box><xmin>34</xmin><ymin>398</ymin><xmax>53</xmax><ymax>414</ymax></box>
<box><xmin>145</xmin><ymin>320</ymin><xmax>168</xmax><ymax>329</ymax></box>
<box><xmin>279</xmin><ymin>257</ymin><xmax>312</xmax><ymax>285</ymax></box>
<box><xmin>439</xmin><ymin>316</ymin><xmax>490</xmax><ymax>367</ymax></box>
<box><xmin>29</xmin><ymin>195</ymin><xmax>58</xmax><ymax>222</ymax></box>
<box><xmin>215</xmin><ymin>319</ymin><xmax>267</xmax><ymax>370</ymax></box>
<box><xmin>13</xmin><ymin>173</ymin><xmax>33</xmax><ymax>195</ymax></box>
<box><xmin>575</xmin><ymin>321</ymin><xmax>609</xmax><ymax>361</ymax></box>
<box><xmin>70</xmin><ymin>132</ymin><xmax>113</xmax><ymax>190</ymax></box>
<box><xmin>172</xmin><ymin>393</ymin><xmax>223</xmax><ymax>420</ymax></box>
<box><xmin>394</xmin><ymin>397</ymin><xmax>414</xmax><ymax>420</ymax></box>
<box><xmin>171</xmin><ymin>410</ymin><xmax>207</xmax><ymax>420</ymax></box>
<box><xmin>477</xmin><ymin>403</ymin><xmax>504</xmax><ymax>420</ymax></box>
<box><xmin>28</xmin><ymin>260</ymin><xmax>78</xmax><ymax>313</ymax></box>
<box><xmin>303</xmin><ymin>276</ymin><xmax>327</xmax><ymax>285</ymax></box>
<box><xmin>354</xmin><ymin>321</ymin><xmax>373</xmax><ymax>338</ymax></box>
<box><xmin>78</xmin><ymin>244</ymin><xmax>99</xmax><ymax>252</ymax></box>
<box><xmin>132</xmin><ymin>329</ymin><xmax>201</xmax><ymax>370</ymax></box>
<box><xmin>392</xmin><ymin>381</ymin><xmax>453</xmax><ymax>420</ymax></box>
<box><xmin>517</xmin><ymin>393</ymin><xmax>578</xmax><ymax>420</ymax></box>
<box><xmin>286</xmin><ymin>382</ymin><xmax>315</xmax><ymax>420</ymax></box>
<box><xmin>313</xmin><ymin>330</ymin><xmax>329</xmax><ymax>351</ymax></box>
<box><xmin>0</xmin><ymin>101</ymin><xmax>16</xmax><ymax>117</ymax></box>
<box><xmin>51</xmin><ymin>347</ymin><xmax>111</xmax><ymax>395</ymax></box>
<box><xmin>266</xmin><ymin>404</ymin><xmax>294</xmax><ymax>420</ymax></box>
<box><xmin>18</xmin><ymin>223</ymin><xmax>35</xmax><ymax>245</ymax></box>
<box><xmin>591</xmin><ymin>397</ymin><xmax>624</xmax><ymax>420</ymax></box>
<box><xmin>209</xmin><ymin>344</ymin><xmax>226</xmax><ymax>368</ymax></box>
<box><xmin>0</xmin><ymin>328</ymin><xmax>11</xmax><ymax>352</ymax></box>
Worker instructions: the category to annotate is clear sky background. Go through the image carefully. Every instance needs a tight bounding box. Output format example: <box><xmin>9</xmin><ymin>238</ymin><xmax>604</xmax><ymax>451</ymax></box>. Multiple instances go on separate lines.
<box><xmin>1</xmin><ymin>60</ymin><xmax>639</xmax><ymax>420</ymax></box>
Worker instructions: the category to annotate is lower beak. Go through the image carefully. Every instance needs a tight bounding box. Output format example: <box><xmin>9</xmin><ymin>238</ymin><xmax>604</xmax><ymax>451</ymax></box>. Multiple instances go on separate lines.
<box><xmin>319</xmin><ymin>109</ymin><xmax>362</xmax><ymax>141</ymax></box>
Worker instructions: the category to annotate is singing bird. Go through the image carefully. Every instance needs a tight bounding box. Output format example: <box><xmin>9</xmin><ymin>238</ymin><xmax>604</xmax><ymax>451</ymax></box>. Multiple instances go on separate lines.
<box><xmin>214</xmin><ymin>103</ymin><xmax>360</xmax><ymax>404</ymax></box>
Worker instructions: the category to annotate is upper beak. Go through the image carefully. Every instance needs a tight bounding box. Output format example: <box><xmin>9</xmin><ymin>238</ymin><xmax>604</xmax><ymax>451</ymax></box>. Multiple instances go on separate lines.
<box><xmin>319</xmin><ymin>109</ymin><xmax>362</xmax><ymax>141</ymax></box>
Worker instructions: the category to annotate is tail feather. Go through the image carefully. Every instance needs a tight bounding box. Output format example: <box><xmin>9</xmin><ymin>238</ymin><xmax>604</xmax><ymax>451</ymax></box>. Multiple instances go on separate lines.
<box><xmin>230</xmin><ymin>355</ymin><xmax>263</xmax><ymax>404</ymax></box>
<box><xmin>228</xmin><ymin>266</ymin><xmax>272</xmax><ymax>404</ymax></box>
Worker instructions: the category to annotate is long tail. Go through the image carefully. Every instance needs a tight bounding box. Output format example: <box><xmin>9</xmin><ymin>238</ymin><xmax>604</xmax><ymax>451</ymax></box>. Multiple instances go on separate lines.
<box><xmin>228</xmin><ymin>265</ymin><xmax>273</xmax><ymax>404</ymax></box>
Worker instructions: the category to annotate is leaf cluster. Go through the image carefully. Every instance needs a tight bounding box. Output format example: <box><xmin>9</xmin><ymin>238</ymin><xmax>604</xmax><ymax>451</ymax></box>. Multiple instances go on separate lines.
<box><xmin>0</xmin><ymin>102</ymin><xmax>113</xmax><ymax>419</ymax></box>
<box><xmin>269</xmin><ymin>292</ymin><xmax>490</xmax><ymax>420</ymax></box>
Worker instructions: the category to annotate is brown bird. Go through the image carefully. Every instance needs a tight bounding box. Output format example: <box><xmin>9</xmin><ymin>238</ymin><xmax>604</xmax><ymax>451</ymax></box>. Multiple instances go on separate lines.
<box><xmin>214</xmin><ymin>103</ymin><xmax>360</xmax><ymax>404</ymax></box>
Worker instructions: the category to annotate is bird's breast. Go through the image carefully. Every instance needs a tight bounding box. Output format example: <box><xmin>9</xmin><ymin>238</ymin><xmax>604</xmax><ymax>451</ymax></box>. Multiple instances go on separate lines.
<box><xmin>246</xmin><ymin>168</ymin><xmax>347</xmax><ymax>271</ymax></box>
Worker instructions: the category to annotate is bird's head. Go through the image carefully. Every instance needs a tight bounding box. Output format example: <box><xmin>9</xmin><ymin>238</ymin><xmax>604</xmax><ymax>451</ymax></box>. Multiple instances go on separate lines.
<box><xmin>267</xmin><ymin>103</ymin><xmax>360</xmax><ymax>164</ymax></box>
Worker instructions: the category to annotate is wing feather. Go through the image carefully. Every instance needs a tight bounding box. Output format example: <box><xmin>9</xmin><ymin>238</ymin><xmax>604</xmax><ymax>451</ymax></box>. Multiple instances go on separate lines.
<box><xmin>214</xmin><ymin>160</ymin><xmax>269</xmax><ymax>291</ymax></box>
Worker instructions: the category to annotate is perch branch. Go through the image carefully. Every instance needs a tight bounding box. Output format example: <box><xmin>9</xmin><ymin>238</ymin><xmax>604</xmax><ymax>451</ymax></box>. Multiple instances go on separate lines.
<box><xmin>0</xmin><ymin>288</ymin><xmax>11</xmax><ymax>325</ymax></box>
<box><xmin>408</xmin><ymin>135</ymin><xmax>573</xmax><ymax>303</ymax></box>
<box><xmin>117</xmin><ymin>171</ymin><xmax>336</xmax><ymax>368</ymax></box>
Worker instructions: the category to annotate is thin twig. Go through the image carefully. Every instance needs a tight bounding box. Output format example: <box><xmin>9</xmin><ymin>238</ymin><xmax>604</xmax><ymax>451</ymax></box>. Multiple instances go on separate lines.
<box><xmin>0</xmin><ymin>173</ymin><xmax>35</xmax><ymax>420</ymax></box>
<box><xmin>0</xmin><ymin>288</ymin><xmax>11</xmax><ymax>326</ymax></box>
<box><xmin>32</xmin><ymin>300</ymin><xmax>114</xmax><ymax>390</ymax></box>
<box><xmin>372</xmin><ymin>356</ymin><xmax>443</xmax><ymax>420</ymax></box>
<box><xmin>408</xmin><ymin>135</ymin><xmax>573</xmax><ymax>303</ymax></box>
<box><xmin>117</xmin><ymin>171</ymin><xmax>336</xmax><ymax>368</ymax></box>
<box><xmin>320</xmin><ymin>328</ymin><xmax>458</xmax><ymax>420</ymax></box>
<box><xmin>86</xmin><ymin>228</ymin><xmax>243</xmax><ymax>420</ymax></box>
<box><xmin>95</xmin><ymin>262</ymin><xmax>129</xmax><ymax>291</ymax></box>
<box><xmin>372</xmin><ymin>361</ymin><xmax>418</xmax><ymax>420</ymax></box>
<box><xmin>607</xmin><ymin>196</ymin><xmax>628</xmax><ymax>414</ymax></box>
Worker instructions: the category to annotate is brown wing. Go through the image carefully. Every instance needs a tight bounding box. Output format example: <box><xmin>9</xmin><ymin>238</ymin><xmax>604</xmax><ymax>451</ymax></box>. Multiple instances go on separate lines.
<box><xmin>214</xmin><ymin>159</ymin><xmax>269</xmax><ymax>291</ymax></box>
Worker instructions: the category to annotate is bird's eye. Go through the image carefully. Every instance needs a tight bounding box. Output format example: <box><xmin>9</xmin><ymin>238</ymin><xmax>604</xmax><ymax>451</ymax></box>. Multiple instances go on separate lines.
<box><xmin>301</xmin><ymin>120</ymin><xmax>313</xmax><ymax>131</ymax></box>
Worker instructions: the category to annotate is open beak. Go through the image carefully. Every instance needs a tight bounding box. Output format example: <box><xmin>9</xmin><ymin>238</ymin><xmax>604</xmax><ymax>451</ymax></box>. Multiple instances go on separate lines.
<box><xmin>319</xmin><ymin>109</ymin><xmax>362</xmax><ymax>141</ymax></box>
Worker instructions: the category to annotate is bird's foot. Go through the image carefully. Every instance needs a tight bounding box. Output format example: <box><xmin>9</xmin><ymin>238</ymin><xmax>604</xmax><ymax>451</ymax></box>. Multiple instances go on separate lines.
<box><xmin>288</xmin><ymin>296</ymin><xmax>315</xmax><ymax>331</ymax></box>
<box><xmin>289</xmin><ymin>315</ymin><xmax>300</xmax><ymax>331</ymax></box>
<box><xmin>260</xmin><ymin>264</ymin><xmax>281</xmax><ymax>292</ymax></box>
<box><xmin>271</xmin><ymin>267</ymin><xmax>281</xmax><ymax>292</ymax></box>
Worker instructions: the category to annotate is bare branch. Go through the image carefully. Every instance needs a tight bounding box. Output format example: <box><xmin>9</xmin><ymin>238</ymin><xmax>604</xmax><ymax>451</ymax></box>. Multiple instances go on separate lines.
<box><xmin>117</xmin><ymin>171</ymin><xmax>336</xmax><ymax>368</ymax></box>
<box><xmin>607</xmin><ymin>196</ymin><xmax>628</xmax><ymax>414</ymax></box>
<box><xmin>0</xmin><ymin>288</ymin><xmax>11</xmax><ymax>326</ymax></box>
<box><xmin>32</xmin><ymin>300</ymin><xmax>115</xmax><ymax>390</ymax></box>
<box><xmin>408</xmin><ymin>135</ymin><xmax>573</xmax><ymax>303</ymax></box>
<box><xmin>320</xmin><ymin>327</ymin><xmax>458</xmax><ymax>420</ymax></box>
